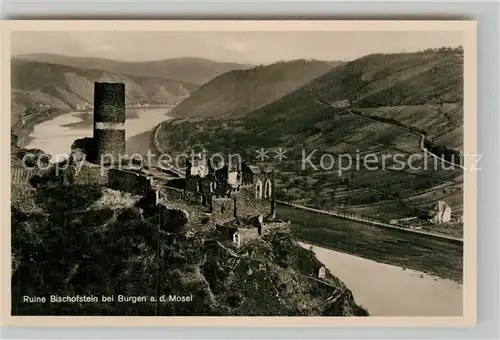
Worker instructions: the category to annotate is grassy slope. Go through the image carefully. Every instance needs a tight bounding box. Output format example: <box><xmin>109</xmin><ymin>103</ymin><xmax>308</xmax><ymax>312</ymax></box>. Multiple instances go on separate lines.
<box><xmin>16</xmin><ymin>54</ymin><xmax>253</xmax><ymax>85</ymax></box>
<box><xmin>11</xmin><ymin>183</ymin><xmax>368</xmax><ymax>316</ymax></box>
<box><xmin>158</xmin><ymin>49</ymin><xmax>464</xmax><ymax>226</ymax></box>
<box><xmin>170</xmin><ymin>59</ymin><xmax>341</xmax><ymax>119</ymax></box>
<box><xmin>11</xmin><ymin>59</ymin><xmax>199</xmax><ymax>125</ymax></box>
<box><xmin>312</xmin><ymin>50</ymin><xmax>463</xmax><ymax>108</ymax></box>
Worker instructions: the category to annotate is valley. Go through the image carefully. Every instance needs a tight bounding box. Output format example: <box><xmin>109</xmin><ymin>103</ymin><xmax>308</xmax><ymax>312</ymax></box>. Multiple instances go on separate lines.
<box><xmin>156</xmin><ymin>48</ymin><xmax>464</xmax><ymax>237</ymax></box>
<box><xmin>9</xmin><ymin>46</ymin><xmax>466</xmax><ymax>317</ymax></box>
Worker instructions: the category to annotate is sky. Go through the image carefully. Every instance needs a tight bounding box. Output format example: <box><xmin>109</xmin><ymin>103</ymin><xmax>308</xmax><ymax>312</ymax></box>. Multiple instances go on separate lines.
<box><xmin>12</xmin><ymin>31</ymin><xmax>463</xmax><ymax>65</ymax></box>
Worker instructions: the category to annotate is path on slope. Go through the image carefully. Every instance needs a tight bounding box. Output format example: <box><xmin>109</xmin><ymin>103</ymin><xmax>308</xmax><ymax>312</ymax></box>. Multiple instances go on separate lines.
<box><xmin>315</xmin><ymin>99</ymin><xmax>465</xmax><ymax>170</ymax></box>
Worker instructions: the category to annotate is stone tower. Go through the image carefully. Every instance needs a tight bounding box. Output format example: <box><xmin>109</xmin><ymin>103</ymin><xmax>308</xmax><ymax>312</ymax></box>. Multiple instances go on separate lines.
<box><xmin>93</xmin><ymin>82</ymin><xmax>126</xmax><ymax>165</ymax></box>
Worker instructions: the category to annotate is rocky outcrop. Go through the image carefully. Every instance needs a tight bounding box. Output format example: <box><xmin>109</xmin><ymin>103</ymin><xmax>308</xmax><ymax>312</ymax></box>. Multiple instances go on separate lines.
<box><xmin>11</xmin><ymin>181</ymin><xmax>368</xmax><ymax>316</ymax></box>
<box><xmin>158</xmin><ymin>205</ymin><xmax>190</xmax><ymax>232</ymax></box>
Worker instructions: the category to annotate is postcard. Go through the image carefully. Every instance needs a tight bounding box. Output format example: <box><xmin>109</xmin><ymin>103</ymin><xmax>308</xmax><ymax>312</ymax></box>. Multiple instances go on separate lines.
<box><xmin>1</xmin><ymin>20</ymin><xmax>477</xmax><ymax>327</ymax></box>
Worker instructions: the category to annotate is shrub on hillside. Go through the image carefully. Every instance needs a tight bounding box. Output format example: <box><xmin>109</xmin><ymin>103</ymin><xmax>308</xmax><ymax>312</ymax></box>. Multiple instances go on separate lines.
<box><xmin>11</xmin><ymin>181</ymin><xmax>369</xmax><ymax>316</ymax></box>
<box><xmin>35</xmin><ymin>184</ymin><xmax>103</xmax><ymax>211</ymax></box>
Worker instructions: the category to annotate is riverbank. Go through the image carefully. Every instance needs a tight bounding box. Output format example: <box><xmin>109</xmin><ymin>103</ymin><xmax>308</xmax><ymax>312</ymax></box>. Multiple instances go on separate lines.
<box><xmin>11</xmin><ymin>108</ymin><xmax>72</xmax><ymax>149</ymax></box>
<box><xmin>278</xmin><ymin>200</ymin><xmax>463</xmax><ymax>243</ymax></box>
<box><xmin>154</xmin><ymin>118</ymin><xmax>463</xmax><ymax>282</ymax></box>
<box><xmin>300</xmin><ymin>242</ymin><xmax>462</xmax><ymax>316</ymax></box>
<box><xmin>278</xmin><ymin>204</ymin><xmax>463</xmax><ymax>282</ymax></box>
<box><xmin>23</xmin><ymin>106</ymin><xmax>174</xmax><ymax>162</ymax></box>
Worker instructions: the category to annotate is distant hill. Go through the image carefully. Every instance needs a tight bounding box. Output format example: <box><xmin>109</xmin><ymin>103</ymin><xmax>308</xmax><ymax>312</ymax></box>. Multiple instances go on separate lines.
<box><xmin>11</xmin><ymin>59</ymin><xmax>199</xmax><ymax>125</ymax></box>
<box><xmin>309</xmin><ymin>47</ymin><xmax>463</xmax><ymax>108</ymax></box>
<box><xmin>235</xmin><ymin>48</ymin><xmax>464</xmax><ymax>149</ymax></box>
<box><xmin>157</xmin><ymin>48</ymin><xmax>465</xmax><ymax>224</ymax></box>
<box><xmin>15</xmin><ymin>54</ymin><xmax>253</xmax><ymax>85</ymax></box>
<box><xmin>160</xmin><ymin>48</ymin><xmax>463</xmax><ymax>152</ymax></box>
<box><xmin>170</xmin><ymin>59</ymin><xmax>341</xmax><ymax>119</ymax></box>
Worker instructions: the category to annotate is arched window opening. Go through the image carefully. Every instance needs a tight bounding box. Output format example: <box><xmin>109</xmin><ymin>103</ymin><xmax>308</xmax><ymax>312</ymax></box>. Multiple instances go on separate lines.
<box><xmin>264</xmin><ymin>179</ymin><xmax>272</xmax><ymax>199</ymax></box>
<box><xmin>255</xmin><ymin>179</ymin><xmax>263</xmax><ymax>199</ymax></box>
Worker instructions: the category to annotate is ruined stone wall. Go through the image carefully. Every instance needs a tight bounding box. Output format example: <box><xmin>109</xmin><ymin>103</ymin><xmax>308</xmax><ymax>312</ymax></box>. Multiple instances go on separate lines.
<box><xmin>215</xmin><ymin>225</ymin><xmax>260</xmax><ymax>246</ymax></box>
<box><xmin>185</xmin><ymin>174</ymin><xmax>200</xmax><ymax>194</ymax></box>
<box><xmin>234</xmin><ymin>186</ymin><xmax>272</xmax><ymax>219</ymax></box>
<box><xmin>183</xmin><ymin>174</ymin><xmax>216</xmax><ymax>208</ymax></box>
<box><xmin>184</xmin><ymin>191</ymin><xmax>205</xmax><ymax>207</ymax></box>
<box><xmin>234</xmin><ymin>222</ymin><xmax>289</xmax><ymax>246</ymax></box>
<box><xmin>107</xmin><ymin>168</ymin><xmax>152</xmax><ymax>195</ymax></box>
<box><xmin>237</xmin><ymin>227</ymin><xmax>260</xmax><ymax>245</ymax></box>
<box><xmin>261</xmin><ymin>221</ymin><xmax>291</xmax><ymax>235</ymax></box>
<box><xmin>163</xmin><ymin>186</ymin><xmax>185</xmax><ymax>201</ymax></box>
<box><xmin>70</xmin><ymin>162</ymin><xmax>109</xmax><ymax>185</ymax></box>
<box><xmin>183</xmin><ymin>187</ymin><xmax>208</xmax><ymax>207</ymax></box>
<box><xmin>211</xmin><ymin>196</ymin><xmax>235</xmax><ymax>222</ymax></box>
<box><xmin>255</xmin><ymin>173</ymin><xmax>274</xmax><ymax>198</ymax></box>
<box><xmin>93</xmin><ymin>130</ymin><xmax>126</xmax><ymax>165</ymax></box>
<box><xmin>215</xmin><ymin>219</ymin><xmax>288</xmax><ymax>248</ymax></box>
<box><xmin>215</xmin><ymin>225</ymin><xmax>237</xmax><ymax>239</ymax></box>
<box><xmin>200</xmin><ymin>176</ymin><xmax>215</xmax><ymax>207</ymax></box>
<box><xmin>240</xmin><ymin>164</ymin><xmax>255</xmax><ymax>185</ymax></box>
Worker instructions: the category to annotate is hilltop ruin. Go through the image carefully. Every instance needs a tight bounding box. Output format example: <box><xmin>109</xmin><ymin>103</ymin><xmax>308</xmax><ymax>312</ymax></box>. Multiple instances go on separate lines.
<box><xmin>17</xmin><ymin>82</ymin><xmax>289</xmax><ymax>243</ymax></box>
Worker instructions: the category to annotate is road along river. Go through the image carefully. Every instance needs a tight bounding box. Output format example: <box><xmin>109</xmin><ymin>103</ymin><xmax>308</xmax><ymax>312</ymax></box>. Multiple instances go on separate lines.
<box><xmin>24</xmin><ymin>108</ymin><xmax>463</xmax><ymax>316</ymax></box>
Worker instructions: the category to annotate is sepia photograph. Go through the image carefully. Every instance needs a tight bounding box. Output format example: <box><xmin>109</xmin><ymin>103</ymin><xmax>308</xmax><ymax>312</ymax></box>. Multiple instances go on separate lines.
<box><xmin>2</xmin><ymin>20</ymin><xmax>477</xmax><ymax>326</ymax></box>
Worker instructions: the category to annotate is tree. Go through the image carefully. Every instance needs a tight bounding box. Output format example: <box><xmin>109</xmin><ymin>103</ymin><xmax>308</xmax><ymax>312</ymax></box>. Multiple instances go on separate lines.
<box><xmin>330</xmin><ymin>187</ymin><xmax>337</xmax><ymax>209</ymax></box>
<box><xmin>301</xmin><ymin>177</ymin><xmax>309</xmax><ymax>196</ymax></box>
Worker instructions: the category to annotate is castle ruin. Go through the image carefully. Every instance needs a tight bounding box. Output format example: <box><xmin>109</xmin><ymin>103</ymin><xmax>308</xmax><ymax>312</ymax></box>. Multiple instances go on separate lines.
<box><xmin>183</xmin><ymin>151</ymin><xmax>277</xmax><ymax>221</ymax></box>
<box><xmin>64</xmin><ymin>82</ymin><xmax>152</xmax><ymax>192</ymax></box>
<box><xmin>93</xmin><ymin>82</ymin><xmax>126</xmax><ymax>165</ymax></box>
<box><xmin>71</xmin><ymin>82</ymin><xmax>126</xmax><ymax>166</ymax></box>
<box><xmin>61</xmin><ymin>81</ymin><xmax>285</xmax><ymax>240</ymax></box>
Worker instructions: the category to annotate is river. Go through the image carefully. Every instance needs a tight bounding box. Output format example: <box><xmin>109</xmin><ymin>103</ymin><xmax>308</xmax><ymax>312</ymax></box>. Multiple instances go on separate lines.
<box><xmin>25</xmin><ymin>106</ymin><xmax>174</xmax><ymax>162</ymax></box>
<box><xmin>24</xmin><ymin>107</ymin><xmax>463</xmax><ymax>316</ymax></box>
<box><xmin>300</xmin><ymin>242</ymin><xmax>462</xmax><ymax>316</ymax></box>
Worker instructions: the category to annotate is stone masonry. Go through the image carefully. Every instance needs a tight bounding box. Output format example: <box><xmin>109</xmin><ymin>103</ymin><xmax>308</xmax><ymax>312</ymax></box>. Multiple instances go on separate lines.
<box><xmin>93</xmin><ymin>82</ymin><xmax>126</xmax><ymax>165</ymax></box>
